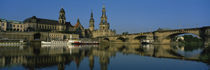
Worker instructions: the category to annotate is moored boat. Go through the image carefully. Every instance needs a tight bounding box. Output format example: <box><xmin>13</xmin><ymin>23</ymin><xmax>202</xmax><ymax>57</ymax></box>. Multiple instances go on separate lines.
<box><xmin>41</xmin><ymin>39</ymin><xmax>99</xmax><ymax>47</ymax></box>
<box><xmin>0</xmin><ymin>39</ymin><xmax>27</xmax><ymax>46</ymax></box>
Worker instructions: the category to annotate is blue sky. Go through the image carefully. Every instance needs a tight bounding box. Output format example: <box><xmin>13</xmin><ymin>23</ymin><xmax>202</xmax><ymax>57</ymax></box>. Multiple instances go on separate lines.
<box><xmin>0</xmin><ymin>0</ymin><xmax>210</xmax><ymax>34</ymax></box>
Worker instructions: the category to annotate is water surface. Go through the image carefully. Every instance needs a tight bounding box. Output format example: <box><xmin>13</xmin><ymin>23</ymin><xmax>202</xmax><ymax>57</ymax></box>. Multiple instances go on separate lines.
<box><xmin>0</xmin><ymin>44</ymin><xmax>209</xmax><ymax>70</ymax></box>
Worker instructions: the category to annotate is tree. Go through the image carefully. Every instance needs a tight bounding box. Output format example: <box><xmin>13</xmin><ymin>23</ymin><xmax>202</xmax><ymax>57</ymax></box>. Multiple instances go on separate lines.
<box><xmin>122</xmin><ymin>32</ymin><xmax>129</xmax><ymax>35</ymax></box>
<box><xmin>183</xmin><ymin>35</ymin><xmax>202</xmax><ymax>42</ymax></box>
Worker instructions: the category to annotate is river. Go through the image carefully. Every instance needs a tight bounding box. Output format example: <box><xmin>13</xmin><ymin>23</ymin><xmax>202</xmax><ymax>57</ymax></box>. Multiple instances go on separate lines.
<box><xmin>0</xmin><ymin>44</ymin><xmax>209</xmax><ymax>70</ymax></box>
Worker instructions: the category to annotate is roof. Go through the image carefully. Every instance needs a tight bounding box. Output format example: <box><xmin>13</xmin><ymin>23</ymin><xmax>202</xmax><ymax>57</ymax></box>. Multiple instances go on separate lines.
<box><xmin>24</xmin><ymin>16</ymin><xmax>58</xmax><ymax>24</ymax></box>
<box><xmin>0</xmin><ymin>18</ymin><xmax>6</xmax><ymax>22</ymax></box>
<box><xmin>74</xmin><ymin>19</ymin><xmax>84</xmax><ymax>29</ymax></box>
<box><xmin>65</xmin><ymin>22</ymin><xmax>73</xmax><ymax>27</ymax></box>
<box><xmin>37</xmin><ymin>18</ymin><xmax>58</xmax><ymax>24</ymax></box>
<box><xmin>8</xmin><ymin>20</ymin><xmax>23</xmax><ymax>24</ymax></box>
<box><xmin>0</xmin><ymin>18</ymin><xmax>23</xmax><ymax>24</ymax></box>
<box><xmin>60</xmin><ymin>8</ymin><xmax>65</xmax><ymax>13</ymax></box>
<box><xmin>24</xmin><ymin>16</ymin><xmax>72</xmax><ymax>26</ymax></box>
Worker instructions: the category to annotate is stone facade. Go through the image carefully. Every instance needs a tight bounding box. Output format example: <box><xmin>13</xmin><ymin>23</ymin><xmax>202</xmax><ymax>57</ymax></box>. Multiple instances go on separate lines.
<box><xmin>0</xmin><ymin>32</ymin><xmax>79</xmax><ymax>41</ymax></box>
<box><xmin>0</xmin><ymin>19</ymin><xmax>7</xmax><ymax>31</ymax></box>
<box><xmin>0</xmin><ymin>19</ymin><xmax>27</xmax><ymax>32</ymax></box>
<box><xmin>0</xmin><ymin>8</ymin><xmax>86</xmax><ymax>38</ymax></box>
<box><xmin>0</xmin><ymin>6</ymin><xmax>116</xmax><ymax>39</ymax></box>
<box><xmin>99</xmin><ymin>27</ymin><xmax>210</xmax><ymax>45</ymax></box>
<box><xmin>89</xmin><ymin>6</ymin><xmax>116</xmax><ymax>38</ymax></box>
<box><xmin>23</xmin><ymin>8</ymin><xmax>75</xmax><ymax>32</ymax></box>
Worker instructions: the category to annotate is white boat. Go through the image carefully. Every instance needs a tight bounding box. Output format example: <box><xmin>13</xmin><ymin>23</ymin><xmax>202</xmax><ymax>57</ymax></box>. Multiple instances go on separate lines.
<box><xmin>0</xmin><ymin>39</ymin><xmax>27</xmax><ymax>46</ymax></box>
<box><xmin>41</xmin><ymin>39</ymin><xmax>81</xmax><ymax>47</ymax></box>
<box><xmin>141</xmin><ymin>39</ymin><xmax>154</xmax><ymax>44</ymax></box>
<box><xmin>41</xmin><ymin>39</ymin><xmax>99</xmax><ymax>47</ymax></box>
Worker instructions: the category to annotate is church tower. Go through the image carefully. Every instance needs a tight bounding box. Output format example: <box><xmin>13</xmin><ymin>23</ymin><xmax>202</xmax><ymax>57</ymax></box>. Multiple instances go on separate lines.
<box><xmin>91</xmin><ymin>5</ymin><xmax>116</xmax><ymax>38</ymax></box>
<box><xmin>89</xmin><ymin>11</ymin><xmax>94</xmax><ymax>31</ymax></box>
<box><xmin>99</xmin><ymin>5</ymin><xmax>110</xmax><ymax>31</ymax></box>
<box><xmin>59</xmin><ymin>8</ymin><xmax>66</xmax><ymax>24</ymax></box>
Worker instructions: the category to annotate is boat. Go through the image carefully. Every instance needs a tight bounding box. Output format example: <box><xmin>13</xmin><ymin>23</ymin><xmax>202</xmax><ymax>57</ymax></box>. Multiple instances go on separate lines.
<box><xmin>141</xmin><ymin>39</ymin><xmax>154</xmax><ymax>44</ymax></box>
<box><xmin>41</xmin><ymin>39</ymin><xmax>99</xmax><ymax>47</ymax></box>
<box><xmin>72</xmin><ymin>40</ymin><xmax>99</xmax><ymax>45</ymax></box>
<box><xmin>0</xmin><ymin>39</ymin><xmax>27</xmax><ymax>46</ymax></box>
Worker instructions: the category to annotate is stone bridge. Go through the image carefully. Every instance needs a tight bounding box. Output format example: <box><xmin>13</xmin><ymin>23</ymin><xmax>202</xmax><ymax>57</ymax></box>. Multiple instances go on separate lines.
<box><xmin>99</xmin><ymin>26</ymin><xmax>210</xmax><ymax>45</ymax></box>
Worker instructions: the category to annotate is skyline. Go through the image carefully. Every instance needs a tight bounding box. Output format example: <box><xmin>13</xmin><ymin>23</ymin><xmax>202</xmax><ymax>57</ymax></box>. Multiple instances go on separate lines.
<box><xmin>0</xmin><ymin>0</ymin><xmax>210</xmax><ymax>34</ymax></box>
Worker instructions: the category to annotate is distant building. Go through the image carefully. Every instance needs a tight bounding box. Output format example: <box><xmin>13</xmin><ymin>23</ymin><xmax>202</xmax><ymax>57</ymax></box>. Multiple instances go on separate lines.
<box><xmin>0</xmin><ymin>6</ymin><xmax>116</xmax><ymax>38</ymax></box>
<box><xmin>23</xmin><ymin>8</ymin><xmax>75</xmax><ymax>33</ymax></box>
<box><xmin>0</xmin><ymin>19</ymin><xmax>26</xmax><ymax>32</ymax></box>
<box><xmin>90</xmin><ymin>6</ymin><xmax>116</xmax><ymax>38</ymax></box>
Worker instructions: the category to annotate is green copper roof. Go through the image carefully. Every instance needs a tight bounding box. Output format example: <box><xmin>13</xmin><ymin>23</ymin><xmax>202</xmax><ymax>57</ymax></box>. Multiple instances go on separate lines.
<box><xmin>0</xmin><ymin>18</ymin><xmax>23</xmax><ymax>24</ymax></box>
<box><xmin>0</xmin><ymin>18</ymin><xmax>7</xmax><ymax>22</ymax></box>
<box><xmin>7</xmin><ymin>20</ymin><xmax>23</xmax><ymax>24</ymax></box>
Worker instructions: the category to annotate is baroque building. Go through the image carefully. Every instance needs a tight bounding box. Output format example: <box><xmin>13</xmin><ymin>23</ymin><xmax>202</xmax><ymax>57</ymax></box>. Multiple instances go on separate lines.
<box><xmin>0</xmin><ymin>19</ymin><xmax>27</xmax><ymax>32</ymax></box>
<box><xmin>23</xmin><ymin>8</ymin><xmax>74</xmax><ymax>32</ymax></box>
<box><xmin>90</xmin><ymin>6</ymin><xmax>116</xmax><ymax>38</ymax></box>
<box><xmin>0</xmin><ymin>6</ymin><xmax>115</xmax><ymax>38</ymax></box>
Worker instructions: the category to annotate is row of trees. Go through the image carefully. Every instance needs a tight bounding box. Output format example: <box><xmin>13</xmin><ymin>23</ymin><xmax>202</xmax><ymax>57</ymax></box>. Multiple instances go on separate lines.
<box><xmin>173</xmin><ymin>35</ymin><xmax>204</xmax><ymax>51</ymax></box>
<box><xmin>173</xmin><ymin>35</ymin><xmax>203</xmax><ymax>43</ymax></box>
<box><xmin>182</xmin><ymin>35</ymin><xmax>202</xmax><ymax>42</ymax></box>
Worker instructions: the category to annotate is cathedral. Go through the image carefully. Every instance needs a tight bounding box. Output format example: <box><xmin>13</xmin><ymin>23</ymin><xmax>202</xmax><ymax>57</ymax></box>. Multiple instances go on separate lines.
<box><xmin>90</xmin><ymin>6</ymin><xmax>116</xmax><ymax>38</ymax></box>
<box><xmin>0</xmin><ymin>6</ymin><xmax>116</xmax><ymax>38</ymax></box>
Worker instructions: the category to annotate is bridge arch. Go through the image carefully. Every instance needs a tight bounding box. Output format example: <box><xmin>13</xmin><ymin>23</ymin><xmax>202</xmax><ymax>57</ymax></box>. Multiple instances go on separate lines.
<box><xmin>63</xmin><ymin>35</ymin><xmax>67</xmax><ymax>40</ymax></box>
<box><xmin>117</xmin><ymin>37</ymin><xmax>128</xmax><ymax>42</ymax></box>
<box><xmin>34</xmin><ymin>33</ymin><xmax>41</xmax><ymax>40</ymax></box>
<box><xmin>103</xmin><ymin>37</ymin><xmax>110</xmax><ymax>41</ymax></box>
<box><xmin>161</xmin><ymin>32</ymin><xmax>203</xmax><ymax>44</ymax></box>
<box><xmin>166</xmin><ymin>33</ymin><xmax>201</xmax><ymax>39</ymax></box>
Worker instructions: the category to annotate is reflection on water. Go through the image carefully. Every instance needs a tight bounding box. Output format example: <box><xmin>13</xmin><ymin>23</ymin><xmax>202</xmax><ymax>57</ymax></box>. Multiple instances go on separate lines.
<box><xmin>0</xmin><ymin>44</ymin><xmax>209</xmax><ymax>70</ymax></box>
<box><xmin>171</xmin><ymin>45</ymin><xmax>203</xmax><ymax>58</ymax></box>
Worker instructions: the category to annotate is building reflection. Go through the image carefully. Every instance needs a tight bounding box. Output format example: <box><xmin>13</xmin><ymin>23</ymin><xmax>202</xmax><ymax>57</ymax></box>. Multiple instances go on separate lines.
<box><xmin>0</xmin><ymin>44</ymin><xmax>209</xmax><ymax>70</ymax></box>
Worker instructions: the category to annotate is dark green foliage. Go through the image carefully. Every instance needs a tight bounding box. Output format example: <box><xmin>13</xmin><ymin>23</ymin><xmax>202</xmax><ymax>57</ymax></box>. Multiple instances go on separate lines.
<box><xmin>200</xmin><ymin>46</ymin><xmax>210</xmax><ymax>64</ymax></box>
<box><xmin>183</xmin><ymin>43</ymin><xmax>203</xmax><ymax>51</ymax></box>
<box><xmin>122</xmin><ymin>32</ymin><xmax>129</xmax><ymax>35</ymax></box>
<box><xmin>173</xmin><ymin>35</ymin><xmax>204</xmax><ymax>51</ymax></box>
<box><xmin>182</xmin><ymin>35</ymin><xmax>204</xmax><ymax>50</ymax></box>
<box><xmin>171</xmin><ymin>36</ymin><xmax>178</xmax><ymax>41</ymax></box>
<box><xmin>183</xmin><ymin>35</ymin><xmax>202</xmax><ymax>42</ymax></box>
<box><xmin>117</xmin><ymin>37</ymin><xmax>128</xmax><ymax>42</ymax></box>
<box><xmin>134</xmin><ymin>36</ymin><xmax>146</xmax><ymax>40</ymax></box>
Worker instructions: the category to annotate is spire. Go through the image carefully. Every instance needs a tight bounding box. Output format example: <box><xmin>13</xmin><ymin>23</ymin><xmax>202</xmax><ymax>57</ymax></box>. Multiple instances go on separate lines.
<box><xmin>89</xmin><ymin>11</ymin><xmax>95</xmax><ymax>31</ymax></box>
<box><xmin>75</xmin><ymin>18</ymin><xmax>82</xmax><ymax>28</ymax></box>
<box><xmin>77</xmin><ymin>18</ymin><xmax>80</xmax><ymax>23</ymax></box>
<box><xmin>100</xmin><ymin>5</ymin><xmax>108</xmax><ymax>25</ymax></box>
<box><xmin>60</xmin><ymin>8</ymin><xmax>65</xmax><ymax>13</ymax></box>
<box><xmin>103</xmin><ymin>5</ymin><xmax>105</xmax><ymax>8</ymax></box>
<box><xmin>91</xmin><ymin>11</ymin><xmax>93</xmax><ymax>18</ymax></box>
<box><xmin>102</xmin><ymin>5</ymin><xmax>106</xmax><ymax>17</ymax></box>
<box><xmin>99</xmin><ymin>5</ymin><xmax>110</xmax><ymax>31</ymax></box>
<box><xmin>90</xmin><ymin>11</ymin><xmax>94</xmax><ymax>22</ymax></box>
<box><xmin>59</xmin><ymin>8</ymin><xmax>66</xmax><ymax>24</ymax></box>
